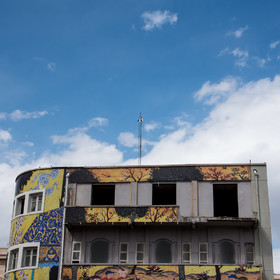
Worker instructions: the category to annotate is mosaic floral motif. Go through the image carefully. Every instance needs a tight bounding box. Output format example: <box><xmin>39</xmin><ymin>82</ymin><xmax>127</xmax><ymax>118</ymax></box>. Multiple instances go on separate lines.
<box><xmin>23</xmin><ymin>208</ymin><xmax>63</xmax><ymax>245</ymax></box>
<box><xmin>85</xmin><ymin>207</ymin><xmax>178</xmax><ymax>223</ymax></box>
<box><xmin>18</xmin><ymin>270</ymin><xmax>28</xmax><ymax>280</ymax></box>
<box><xmin>62</xmin><ymin>265</ymin><xmax>260</xmax><ymax>280</ymax></box>
<box><xmin>30</xmin><ymin>169</ymin><xmax>59</xmax><ymax>195</ymax></box>
<box><xmin>10</xmin><ymin>216</ymin><xmax>26</xmax><ymax>246</ymax></box>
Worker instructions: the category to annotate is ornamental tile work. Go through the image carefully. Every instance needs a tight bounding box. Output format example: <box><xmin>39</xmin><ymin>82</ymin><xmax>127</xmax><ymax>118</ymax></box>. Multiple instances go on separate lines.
<box><xmin>61</xmin><ymin>265</ymin><xmax>260</xmax><ymax>280</ymax></box>
<box><xmin>65</xmin><ymin>206</ymin><xmax>178</xmax><ymax>224</ymax></box>
<box><xmin>69</xmin><ymin>165</ymin><xmax>250</xmax><ymax>184</ymax></box>
<box><xmin>6</xmin><ymin>169</ymin><xmax>65</xmax><ymax>280</ymax></box>
<box><xmin>85</xmin><ymin>206</ymin><xmax>178</xmax><ymax>223</ymax></box>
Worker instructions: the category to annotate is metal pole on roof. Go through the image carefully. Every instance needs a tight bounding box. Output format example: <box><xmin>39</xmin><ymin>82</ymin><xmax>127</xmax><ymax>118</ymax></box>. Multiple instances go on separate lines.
<box><xmin>137</xmin><ymin>113</ymin><xmax>143</xmax><ymax>165</ymax></box>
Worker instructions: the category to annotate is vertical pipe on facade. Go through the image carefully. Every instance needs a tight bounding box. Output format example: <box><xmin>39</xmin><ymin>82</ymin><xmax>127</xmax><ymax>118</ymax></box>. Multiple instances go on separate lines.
<box><xmin>255</xmin><ymin>172</ymin><xmax>263</xmax><ymax>267</ymax></box>
<box><xmin>130</xmin><ymin>182</ymin><xmax>132</xmax><ymax>205</ymax></box>
<box><xmin>191</xmin><ymin>181</ymin><xmax>193</xmax><ymax>216</ymax></box>
<box><xmin>58</xmin><ymin>171</ymin><xmax>70</xmax><ymax>280</ymax></box>
<box><xmin>196</xmin><ymin>181</ymin><xmax>199</xmax><ymax>216</ymax></box>
<box><xmin>136</xmin><ymin>182</ymin><xmax>138</xmax><ymax>205</ymax></box>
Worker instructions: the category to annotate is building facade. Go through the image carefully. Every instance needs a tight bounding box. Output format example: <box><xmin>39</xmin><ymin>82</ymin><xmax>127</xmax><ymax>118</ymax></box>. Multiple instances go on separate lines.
<box><xmin>0</xmin><ymin>248</ymin><xmax>7</xmax><ymax>280</ymax></box>
<box><xmin>5</xmin><ymin>164</ymin><xmax>274</xmax><ymax>280</ymax></box>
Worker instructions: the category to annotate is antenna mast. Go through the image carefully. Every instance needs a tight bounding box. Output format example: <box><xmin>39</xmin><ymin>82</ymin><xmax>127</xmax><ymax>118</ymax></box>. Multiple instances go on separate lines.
<box><xmin>137</xmin><ymin>113</ymin><xmax>143</xmax><ymax>165</ymax></box>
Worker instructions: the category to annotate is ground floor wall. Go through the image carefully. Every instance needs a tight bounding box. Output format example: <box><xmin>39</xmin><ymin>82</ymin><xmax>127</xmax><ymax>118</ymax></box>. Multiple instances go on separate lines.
<box><xmin>62</xmin><ymin>265</ymin><xmax>261</xmax><ymax>280</ymax></box>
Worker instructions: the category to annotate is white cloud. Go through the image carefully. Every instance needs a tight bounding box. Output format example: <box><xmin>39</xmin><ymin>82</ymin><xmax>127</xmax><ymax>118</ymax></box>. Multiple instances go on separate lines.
<box><xmin>270</xmin><ymin>40</ymin><xmax>280</xmax><ymax>49</ymax></box>
<box><xmin>253</xmin><ymin>56</ymin><xmax>271</xmax><ymax>68</ymax></box>
<box><xmin>141</xmin><ymin>10</ymin><xmax>177</xmax><ymax>31</ymax></box>
<box><xmin>218</xmin><ymin>47</ymin><xmax>249</xmax><ymax>67</ymax></box>
<box><xmin>144</xmin><ymin>122</ymin><xmax>161</xmax><ymax>132</ymax></box>
<box><xmin>226</xmin><ymin>25</ymin><xmax>248</xmax><ymax>38</ymax></box>
<box><xmin>9</xmin><ymin>110</ymin><xmax>48</xmax><ymax>121</ymax></box>
<box><xmin>232</xmin><ymin>48</ymin><xmax>249</xmax><ymax>67</ymax></box>
<box><xmin>118</xmin><ymin>132</ymin><xmax>138</xmax><ymax>147</ymax></box>
<box><xmin>0</xmin><ymin>112</ymin><xmax>7</xmax><ymax>120</ymax></box>
<box><xmin>49</xmin><ymin>132</ymin><xmax>122</xmax><ymax>166</ymax></box>
<box><xmin>232</xmin><ymin>48</ymin><xmax>248</xmax><ymax>58</ymax></box>
<box><xmin>218</xmin><ymin>47</ymin><xmax>230</xmax><ymax>57</ymax></box>
<box><xmin>194</xmin><ymin>77</ymin><xmax>238</xmax><ymax>105</ymax></box>
<box><xmin>88</xmin><ymin>117</ymin><xmax>108</xmax><ymax>128</ymax></box>
<box><xmin>0</xmin><ymin>129</ymin><xmax>12</xmax><ymax>142</ymax></box>
<box><xmin>33</xmin><ymin>57</ymin><xmax>56</xmax><ymax>72</ymax></box>
<box><xmin>21</xmin><ymin>141</ymin><xmax>34</xmax><ymax>147</ymax></box>
<box><xmin>69</xmin><ymin>117</ymin><xmax>109</xmax><ymax>134</ymax></box>
<box><xmin>47</xmin><ymin>62</ymin><xmax>56</xmax><ymax>72</ymax></box>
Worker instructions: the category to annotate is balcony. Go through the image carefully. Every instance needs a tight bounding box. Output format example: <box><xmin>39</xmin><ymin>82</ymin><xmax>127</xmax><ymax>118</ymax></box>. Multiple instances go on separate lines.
<box><xmin>65</xmin><ymin>206</ymin><xmax>179</xmax><ymax>225</ymax></box>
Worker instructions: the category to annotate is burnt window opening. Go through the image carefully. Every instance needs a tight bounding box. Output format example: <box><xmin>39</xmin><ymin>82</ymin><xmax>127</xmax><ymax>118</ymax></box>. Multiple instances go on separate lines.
<box><xmin>155</xmin><ymin>240</ymin><xmax>172</xmax><ymax>263</ymax></box>
<box><xmin>91</xmin><ymin>240</ymin><xmax>109</xmax><ymax>263</ymax></box>
<box><xmin>218</xmin><ymin>240</ymin><xmax>236</xmax><ymax>264</ymax></box>
<box><xmin>91</xmin><ymin>185</ymin><xmax>115</xmax><ymax>205</ymax></box>
<box><xmin>213</xmin><ymin>184</ymin><xmax>238</xmax><ymax>217</ymax></box>
<box><xmin>152</xmin><ymin>184</ymin><xmax>176</xmax><ymax>205</ymax></box>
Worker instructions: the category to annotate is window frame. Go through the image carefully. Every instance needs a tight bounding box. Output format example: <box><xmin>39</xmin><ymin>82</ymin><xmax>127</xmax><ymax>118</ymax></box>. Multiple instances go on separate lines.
<box><xmin>28</xmin><ymin>192</ymin><xmax>43</xmax><ymax>213</ymax></box>
<box><xmin>245</xmin><ymin>243</ymin><xmax>254</xmax><ymax>265</ymax></box>
<box><xmin>182</xmin><ymin>242</ymin><xmax>191</xmax><ymax>264</ymax></box>
<box><xmin>13</xmin><ymin>190</ymin><xmax>45</xmax><ymax>218</ymax></box>
<box><xmin>199</xmin><ymin>243</ymin><xmax>208</xmax><ymax>264</ymax></box>
<box><xmin>135</xmin><ymin>242</ymin><xmax>145</xmax><ymax>264</ymax></box>
<box><xmin>71</xmin><ymin>241</ymin><xmax>82</xmax><ymax>263</ymax></box>
<box><xmin>21</xmin><ymin>246</ymin><xmax>38</xmax><ymax>268</ymax></box>
<box><xmin>7</xmin><ymin>243</ymin><xmax>40</xmax><ymax>272</ymax></box>
<box><xmin>15</xmin><ymin>193</ymin><xmax>26</xmax><ymax>216</ymax></box>
<box><xmin>119</xmin><ymin>242</ymin><xmax>129</xmax><ymax>264</ymax></box>
<box><xmin>8</xmin><ymin>248</ymin><xmax>19</xmax><ymax>271</ymax></box>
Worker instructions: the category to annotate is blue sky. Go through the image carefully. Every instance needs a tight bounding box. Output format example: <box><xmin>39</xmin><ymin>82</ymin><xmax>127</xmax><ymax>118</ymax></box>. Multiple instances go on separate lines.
<box><xmin>1</xmin><ymin>0</ymin><xmax>280</xmax><ymax>271</ymax></box>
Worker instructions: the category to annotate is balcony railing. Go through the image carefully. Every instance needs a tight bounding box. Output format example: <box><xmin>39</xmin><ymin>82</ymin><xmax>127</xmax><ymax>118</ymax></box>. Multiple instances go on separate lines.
<box><xmin>65</xmin><ymin>206</ymin><xmax>179</xmax><ymax>224</ymax></box>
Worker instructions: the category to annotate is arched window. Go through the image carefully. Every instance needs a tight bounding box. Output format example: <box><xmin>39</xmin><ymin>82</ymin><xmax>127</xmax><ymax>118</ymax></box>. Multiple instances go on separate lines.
<box><xmin>218</xmin><ymin>240</ymin><xmax>235</xmax><ymax>264</ymax></box>
<box><xmin>155</xmin><ymin>240</ymin><xmax>172</xmax><ymax>263</ymax></box>
<box><xmin>91</xmin><ymin>240</ymin><xmax>109</xmax><ymax>263</ymax></box>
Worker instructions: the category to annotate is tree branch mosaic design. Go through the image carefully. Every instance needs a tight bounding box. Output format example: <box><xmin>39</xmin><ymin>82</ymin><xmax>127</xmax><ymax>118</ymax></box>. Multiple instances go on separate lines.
<box><xmin>70</xmin><ymin>165</ymin><xmax>250</xmax><ymax>184</ymax></box>
<box><xmin>199</xmin><ymin>166</ymin><xmax>250</xmax><ymax>181</ymax></box>
<box><xmin>84</xmin><ymin>207</ymin><xmax>178</xmax><ymax>223</ymax></box>
<box><xmin>62</xmin><ymin>265</ymin><xmax>260</xmax><ymax>280</ymax></box>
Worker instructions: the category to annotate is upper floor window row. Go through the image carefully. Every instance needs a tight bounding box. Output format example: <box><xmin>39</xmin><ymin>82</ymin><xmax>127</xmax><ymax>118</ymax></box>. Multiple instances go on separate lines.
<box><xmin>13</xmin><ymin>190</ymin><xmax>45</xmax><ymax>218</ymax></box>
<box><xmin>89</xmin><ymin>183</ymin><xmax>241</xmax><ymax>218</ymax></box>
<box><xmin>91</xmin><ymin>183</ymin><xmax>177</xmax><ymax>206</ymax></box>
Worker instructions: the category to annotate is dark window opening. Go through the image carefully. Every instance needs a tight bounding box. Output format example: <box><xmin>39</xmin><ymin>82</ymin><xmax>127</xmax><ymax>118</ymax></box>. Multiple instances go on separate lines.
<box><xmin>16</xmin><ymin>196</ymin><xmax>25</xmax><ymax>216</ymax></box>
<box><xmin>91</xmin><ymin>185</ymin><xmax>115</xmax><ymax>205</ymax></box>
<box><xmin>91</xmin><ymin>240</ymin><xmax>109</xmax><ymax>263</ymax></box>
<box><xmin>218</xmin><ymin>240</ymin><xmax>235</xmax><ymax>264</ymax></box>
<box><xmin>155</xmin><ymin>240</ymin><xmax>172</xmax><ymax>263</ymax></box>
<box><xmin>152</xmin><ymin>184</ymin><xmax>176</xmax><ymax>205</ymax></box>
<box><xmin>213</xmin><ymin>184</ymin><xmax>238</xmax><ymax>217</ymax></box>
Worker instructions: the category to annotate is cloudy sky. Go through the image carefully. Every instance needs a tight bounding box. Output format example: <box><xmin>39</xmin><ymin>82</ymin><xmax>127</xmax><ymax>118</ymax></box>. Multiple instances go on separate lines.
<box><xmin>1</xmin><ymin>0</ymin><xmax>280</xmax><ymax>272</ymax></box>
